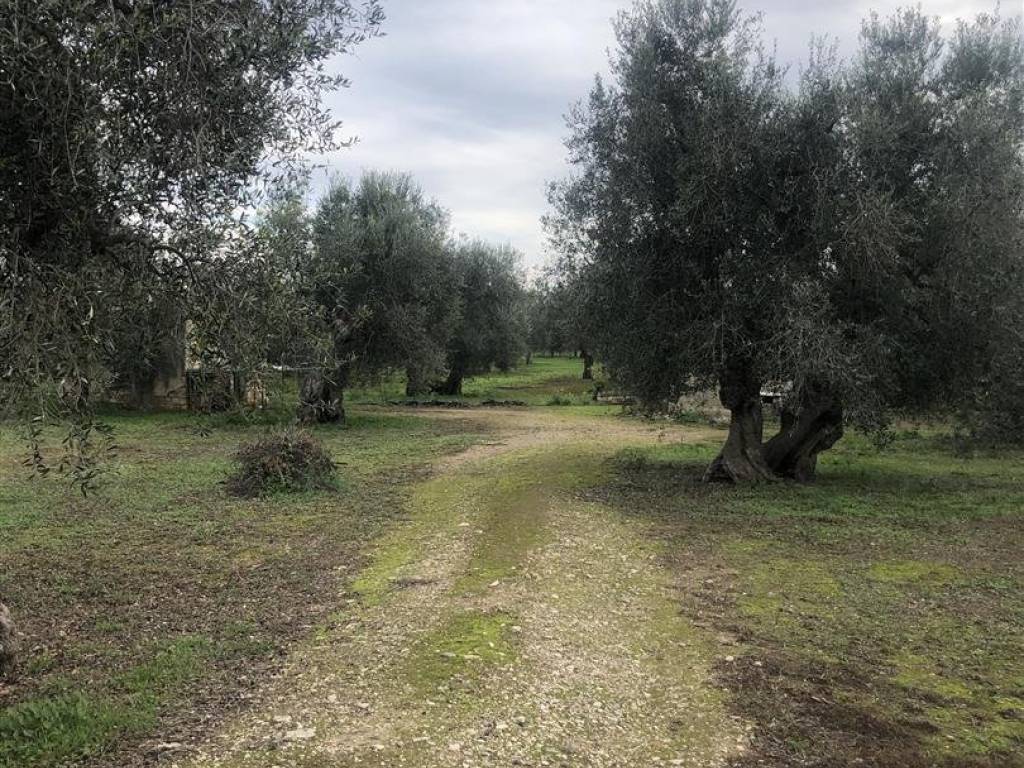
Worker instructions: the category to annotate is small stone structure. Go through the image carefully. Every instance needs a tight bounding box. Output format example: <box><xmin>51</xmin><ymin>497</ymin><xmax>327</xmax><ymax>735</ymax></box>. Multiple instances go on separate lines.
<box><xmin>109</xmin><ymin>319</ymin><xmax>264</xmax><ymax>412</ymax></box>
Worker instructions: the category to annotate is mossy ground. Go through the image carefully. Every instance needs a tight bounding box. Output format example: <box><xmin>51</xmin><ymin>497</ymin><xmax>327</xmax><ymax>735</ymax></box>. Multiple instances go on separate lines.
<box><xmin>0</xmin><ymin>410</ymin><xmax>489</xmax><ymax>768</ymax></box>
<box><xmin>406</xmin><ymin>611</ymin><xmax>519</xmax><ymax>696</ymax></box>
<box><xmin>597</xmin><ymin>428</ymin><xmax>1024</xmax><ymax>767</ymax></box>
<box><xmin>178</xmin><ymin>416</ymin><xmax>740</xmax><ymax>768</ymax></box>
<box><xmin>5</xmin><ymin>372</ymin><xmax>1023</xmax><ymax>767</ymax></box>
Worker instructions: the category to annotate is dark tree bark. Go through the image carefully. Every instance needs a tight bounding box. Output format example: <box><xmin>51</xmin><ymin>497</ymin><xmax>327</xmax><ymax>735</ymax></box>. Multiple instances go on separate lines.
<box><xmin>405</xmin><ymin>366</ymin><xmax>430</xmax><ymax>397</ymax></box>
<box><xmin>525</xmin><ymin>350</ymin><xmax>533</xmax><ymax>365</ymax></box>
<box><xmin>581</xmin><ymin>349</ymin><xmax>595</xmax><ymax>380</ymax></box>
<box><xmin>433</xmin><ymin>366</ymin><xmax>464</xmax><ymax>396</ymax></box>
<box><xmin>704</xmin><ymin>362</ymin><xmax>776</xmax><ymax>483</ymax></box>
<box><xmin>0</xmin><ymin>602</ymin><xmax>15</xmax><ymax>681</ymax></box>
<box><xmin>297</xmin><ymin>369</ymin><xmax>344</xmax><ymax>424</ymax></box>
<box><xmin>764</xmin><ymin>385</ymin><xmax>843</xmax><ymax>482</ymax></box>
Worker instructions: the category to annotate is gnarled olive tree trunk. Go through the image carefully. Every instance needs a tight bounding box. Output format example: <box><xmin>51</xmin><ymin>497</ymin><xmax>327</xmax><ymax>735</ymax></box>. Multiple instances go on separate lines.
<box><xmin>704</xmin><ymin>363</ymin><xmax>775</xmax><ymax>483</ymax></box>
<box><xmin>297</xmin><ymin>368</ymin><xmax>345</xmax><ymax>424</ymax></box>
<box><xmin>0</xmin><ymin>602</ymin><xmax>15</xmax><ymax>681</ymax></box>
<box><xmin>433</xmin><ymin>367</ymin><xmax>464</xmax><ymax>396</ymax></box>
<box><xmin>432</xmin><ymin>358</ymin><xmax>466</xmax><ymax>396</ymax></box>
<box><xmin>405</xmin><ymin>366</ymin><xmax>431</xmax><ymax>397</ymax></box>
<box><xmin>764</xmin><ymin>384</ymin><xmax>843</xmax><ymax>482</ymax></box>
<box><xmin>581</xmin><ymin>348</ymin><xmax>595</xmax><ymax>380</ymax></box>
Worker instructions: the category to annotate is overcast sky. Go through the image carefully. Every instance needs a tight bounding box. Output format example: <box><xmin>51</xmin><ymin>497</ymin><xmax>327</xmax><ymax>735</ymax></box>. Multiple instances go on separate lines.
<box><xmin>319</xmin><ymin>0</ymin><xmax>1017</xmax><ymax>268</ymax></box>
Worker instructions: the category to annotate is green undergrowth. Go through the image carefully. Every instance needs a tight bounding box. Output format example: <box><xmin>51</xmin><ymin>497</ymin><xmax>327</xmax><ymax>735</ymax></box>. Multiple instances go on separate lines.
<box><xmin>601</xmin><ymin>428</ymin><xmax>1024</xmax><ymax>767</ymax></box>
<box><xmin>0</xmin><ymin>636</ymin><xmax>214</xmax><ymax>768</ymax></box>
<box><xmin>346</xmin><ymin>355</ymin><xmax>605</xmax><ymax>407</ymax></box>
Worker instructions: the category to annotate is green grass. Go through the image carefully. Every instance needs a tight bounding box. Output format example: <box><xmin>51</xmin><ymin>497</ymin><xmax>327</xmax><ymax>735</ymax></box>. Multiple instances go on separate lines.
<box><xmin>346</xmin><ymin>355</ymin><xmax>604</xmax><ymax>406</ymax></box>
<box><xmin>0</xmin><ymin>407</ymin><xmax>490</xmax><ymax>768</ymax></box>
<box><xmin>0</xmin><ymin>637</ymin><xmax>216</xmax><ymax>768</ymax></box>
<box><xmin>6</xmin><ymin>388</ymin><xmax>1023</xmax><ymax>767</ymax></box>
<box><xmin>0</xmin><ymin>692</ymin><xmax>136</xmax><ymax>768</ymax></box>
<box><xmin>600</xmin><ymin>429</ymin><xmax>1024</xmax><ymax>767</ymax></box>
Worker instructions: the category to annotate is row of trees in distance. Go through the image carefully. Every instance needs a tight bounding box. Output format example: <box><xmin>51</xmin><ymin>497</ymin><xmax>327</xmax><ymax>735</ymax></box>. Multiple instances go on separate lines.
<box><xmin>255</xmin><ymin>172</ymin><xmax>530</xmax><ymax>424</ymax></box>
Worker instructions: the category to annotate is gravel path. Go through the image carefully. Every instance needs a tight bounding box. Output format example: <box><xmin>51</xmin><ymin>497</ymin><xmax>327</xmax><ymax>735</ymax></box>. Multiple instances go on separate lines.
<box><xmin>177</xmin><ymin>410</ymin><xmax>746</xmax><ymax>768</ymax></box>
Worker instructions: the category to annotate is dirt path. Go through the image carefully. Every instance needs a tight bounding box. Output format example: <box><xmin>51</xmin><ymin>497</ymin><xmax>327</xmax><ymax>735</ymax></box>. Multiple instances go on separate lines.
<box><xmin>178</xmin><ymin>409</ymin><xmax>746</xmax><ymax>768</ymax></box>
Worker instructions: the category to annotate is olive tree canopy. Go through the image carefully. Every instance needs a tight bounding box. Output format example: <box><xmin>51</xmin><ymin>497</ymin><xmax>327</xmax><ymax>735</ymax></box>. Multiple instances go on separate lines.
<box><xmin>550</xmin><ymin>0</ymin><xmax>1024</xmax><ymax>482</ymax></box>
<box><xmin>0</xmin><ymin>0</ymin><xmax>383</xmax><ymax>478</ymax></box>
<box><xmin>297</xmin><ymin>171</ymin><xmax>459</xmax><ymax>422</ymax></box>
<box><xmin>434</xmin><ymin>241</ymin><xmax>526</xmax><ymax>396</ymax></box>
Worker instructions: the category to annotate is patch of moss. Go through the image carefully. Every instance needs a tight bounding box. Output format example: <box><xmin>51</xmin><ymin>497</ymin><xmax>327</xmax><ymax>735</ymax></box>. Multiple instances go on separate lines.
<box><xmin>891</xmin><ymin>650</ymin><xmax>974</xmax><ymax>702</ymax></box>
<box><xmin>456</xmin><ymin>482</ymin><xmax>548</xmax><ymax>592</ymax></box>
<box><xmin>925</xmin><ymin>701</ymin><xmax>1024</xmax><ymax>757</ymax></box>
<box><xmin>352</xmin><ymin>468</ymin><xmax>486</xmax><ymax>605</ymax></box>
<box><xmin>351</xmin><ymin>533</ymin><xmax>418</xmax><ymax>606</ymax></box>
<box><xmin>737</xmin><ymin>557</ymin><xmax>842</xmax><ymax>624</ymax></box>
<box><xmin>718</xmin><ymin>537</ymin><xmax>772</xmax><ymax>557</ymax></box>
<box><xmin>867</xmin><ymin>559</ymin><xmax>962</xmax><ymax>586</ymax></box>
<box><xmin>456</xmin><ymin>449</ymin><xmax>608</xmax><ymax>593</ymax></box>
<box><xmin>406</xmin><ymin>611</ymin><xmax>518</xmax><ymax>695</ymax></box>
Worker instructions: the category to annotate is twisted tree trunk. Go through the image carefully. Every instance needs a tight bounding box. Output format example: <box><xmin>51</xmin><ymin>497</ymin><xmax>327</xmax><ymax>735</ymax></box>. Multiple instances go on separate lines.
<box><xmin>704</xmin><ymin>362</ymin><xmax>775</xmax><ymax>483</ymax></box>
<box><xmin>405</xmin><ymin>366</ymin><xmax>430</xmax><ymax>397</ymax></box>
<box><xmin>297</xmin><ymin>368</ymin><xmax>345</xmax><ymax>424</ymax></box>
<box><xmin>433</xmin><ymin>365</ymin><xmax>464</xmax><ymax>396</ymax></box>
<box><xmin>764</xmin><ymin>384</ymin><xmax>843</xmax><ymax>482</ymax></box>
<box><xmin>0</xmin><ymin>602</ymin><xmax>15</xmax><ymax>681</ymax></box>
<box><xmin>581</xmin><ymin>349</ymin><xmax>595</xmax><ymax>380</ymax></box>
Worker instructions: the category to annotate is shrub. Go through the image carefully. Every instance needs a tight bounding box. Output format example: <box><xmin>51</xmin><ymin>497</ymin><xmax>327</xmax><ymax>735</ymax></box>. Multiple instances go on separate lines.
<box><xmin>227</xmin><ymin>429</ymin><xmax>336</xmax><ymax>498</ymax></box>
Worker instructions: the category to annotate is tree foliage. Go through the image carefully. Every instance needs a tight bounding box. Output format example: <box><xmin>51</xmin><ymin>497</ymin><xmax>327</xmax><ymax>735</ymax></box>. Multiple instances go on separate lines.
<box><xmin>0</xmin><ymin>0</ymin><xmax>383</xmax><ymax>482</ymax></box>
<box><xmin>434</xmin><ymin>241</ymin><xmax>526</xmax><ymax>395</ymax></box>
<box><xmin>551</xmin><ymin>0</ymin><xmax>1024</xmax><ymax>481</ymax></box>
<box><xmin>294</xmin><ymin>172</ymin><xmax>459</xmax><ymax>421</ymax></box>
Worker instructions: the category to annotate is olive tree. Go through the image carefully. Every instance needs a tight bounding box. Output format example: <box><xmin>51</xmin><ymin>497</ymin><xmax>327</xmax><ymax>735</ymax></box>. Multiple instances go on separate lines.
<box><xmin>0</xmin><ymin>0</ymin><xmax>383</xmax><ymax>479</ymax></box>
<box><xmin>524</xmin><ymin>283</ymin><xmax>569</xmax><ymax>359</ymax></box>
<box><xmin>763</xmin><ymin>8</ymin><xmax>1024</xmax><ymax>478</ymax></box>
<box><xmin>299</xmin><ymin>172</ymin><xmax>459</xmax><ymax>422</ymax></box>
<box><xmin>550</xmin><ymin>0</ymin><xmax>795</xmax><ymax>481</ymax></box>
<box><xmin>434</xmin><ymin>242</ymin><xmax>527</xmax><ymax>396</ymax></box>
<box><xmin>551</xmin><ymin>0</ymin><xmax>1024</xmax><ymax>482</ymax></box>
